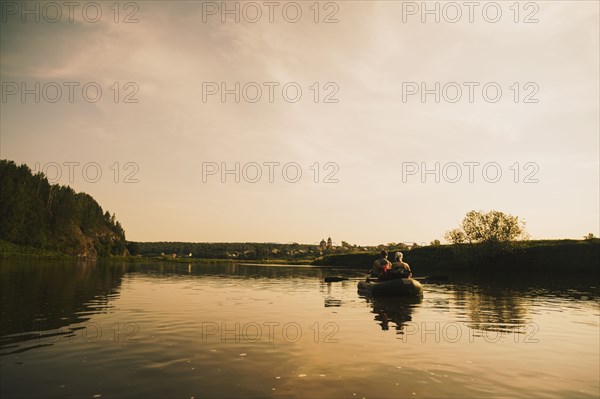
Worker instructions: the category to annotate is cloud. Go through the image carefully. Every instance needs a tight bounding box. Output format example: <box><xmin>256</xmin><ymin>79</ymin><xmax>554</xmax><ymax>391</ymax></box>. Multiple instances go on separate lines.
<box><xmin>1</xmin><ymin>1</ymin><xmax>598</xmax><ymax>243</ymax></box>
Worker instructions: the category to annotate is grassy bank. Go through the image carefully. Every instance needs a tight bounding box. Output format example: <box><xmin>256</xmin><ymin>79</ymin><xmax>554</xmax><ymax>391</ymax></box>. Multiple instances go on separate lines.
<box><xmin>0</xmin><ymin>240</ymin><xmax>72</xmax><ymax>259</ymax></box>
<box><xmin>313</xmin><ymin>239</ymin><xmax>600</xmax><ymax>273</ymax></box>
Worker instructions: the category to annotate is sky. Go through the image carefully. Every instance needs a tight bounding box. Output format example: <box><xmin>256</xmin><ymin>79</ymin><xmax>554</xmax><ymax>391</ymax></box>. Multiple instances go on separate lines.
<box><xmin>1</xmin><ymin>1</ymin><xmax>598</xmax><ymax>245</ymax></box>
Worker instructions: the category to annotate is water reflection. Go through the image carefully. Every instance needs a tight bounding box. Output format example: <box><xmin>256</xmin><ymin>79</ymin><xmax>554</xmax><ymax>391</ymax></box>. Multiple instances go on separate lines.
<box><xmin>0</xmin><ymin>260</ymin><xmax>125</xmax><ymax>355</ymax></box>
<box><xmin>323</xmin><ymin>297</ymin><xmax>342</xmax><ymax>307</ymax></box>
<box><xmin>319</xmin><ymin>280</ymin><xmax>354</xmax><ymax>307</ymax></box>
<box><xmin>448</xmin><ymin>271</ymin><xmax>599</xmax><ymax>335</ymax></box>
<box><xmin>0</xmin><ymin>261</ymin><xmax>331</xmax><ymax>355</ymax></box>
<box><xmin>125</xmin><ymin>261</ymin><xmax>326</xmax><ymax>280</ymax></box>
<box><xmin>454</xmin><ymin>284</ymin><xmax>529</xmax><ymax>334</ymax></box>
<box><xmin>364</xmin><ymin>296</ymin><xmax>422</xmax><ymax>333</ymax></box>
<box><xmin>1</xmin><ymin>260</ymin><xmax>598</xmax><ymax>398</ymax></box>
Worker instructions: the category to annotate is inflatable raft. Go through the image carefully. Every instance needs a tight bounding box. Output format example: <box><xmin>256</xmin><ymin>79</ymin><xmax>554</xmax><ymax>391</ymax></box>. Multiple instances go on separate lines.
<box><xmin>357</xmin><ymin>277</ymin><xmax>423</xmax><ymax>297</ymax></box>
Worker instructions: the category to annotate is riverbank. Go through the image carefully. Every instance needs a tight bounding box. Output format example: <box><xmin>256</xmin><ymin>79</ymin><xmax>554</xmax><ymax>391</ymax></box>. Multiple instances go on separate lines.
<box><xmin>3</xmin><ymin>239</ymin><xmax>598</xmax><ymax>273</ymax></box>
<box><xmin>0</xmin><ymin>245</ymin><xmax>312</xmax><ymax>266</ymax></box>
<box><xmin>313</xmin><ymin>239</ymin><xmax>600</xmax><ymax>273</ymax></box>
<box><xmin>0</xmin><ymin>240</ymin><xmax>72</xmax><ymax>259</ymax></box>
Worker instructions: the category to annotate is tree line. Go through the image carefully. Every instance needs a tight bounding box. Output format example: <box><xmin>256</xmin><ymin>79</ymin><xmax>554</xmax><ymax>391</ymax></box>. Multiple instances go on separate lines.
<box><xmin>0</xmin><ymin>159</ymin><xmax>127</xmax><ymax>257</ymax></box>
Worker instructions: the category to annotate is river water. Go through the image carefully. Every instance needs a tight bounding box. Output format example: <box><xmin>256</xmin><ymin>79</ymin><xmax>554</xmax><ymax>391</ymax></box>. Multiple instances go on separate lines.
<box><xmin>1</xmin><ymin>260</ymin><xmax>598</xmax><ymax>398</ymax></box>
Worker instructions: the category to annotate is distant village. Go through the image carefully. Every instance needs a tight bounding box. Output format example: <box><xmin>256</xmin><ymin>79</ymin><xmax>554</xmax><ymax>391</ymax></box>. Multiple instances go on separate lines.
<box><xmin>150</xmin><ymin>237</ymin><xmax>419</xmax><ymax>260</ymax></box>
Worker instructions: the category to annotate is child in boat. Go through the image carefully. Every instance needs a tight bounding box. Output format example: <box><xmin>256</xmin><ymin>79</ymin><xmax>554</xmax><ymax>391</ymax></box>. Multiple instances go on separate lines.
<box><xmin>392</xmin><ymin>252</ymin><xmax>412</xmax><ymax>278</ymax></box>
<box><xmin>370</xmin><ymin>250</ymin><xmax>392</xmax><ymax>277</ymax></box>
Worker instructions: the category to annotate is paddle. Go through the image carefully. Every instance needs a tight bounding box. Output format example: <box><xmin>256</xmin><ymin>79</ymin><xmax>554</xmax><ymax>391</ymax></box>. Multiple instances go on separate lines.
<box><xmin>416</xmin><ymin>275</ymin><xmax>449</xmax><ymax>282</ymax></box>
<box><xmin>323</xmin><ymin>276</ymin><xmax>364</xmax><ymax>282</ymax></box>
<box><xmin>323</xmin><ymin>275</ymin><xmax>448</xmax><ymax>283</ymax></box>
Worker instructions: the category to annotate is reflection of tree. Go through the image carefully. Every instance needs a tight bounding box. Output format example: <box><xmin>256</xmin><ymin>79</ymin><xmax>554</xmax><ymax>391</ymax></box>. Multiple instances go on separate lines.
<box><xmin>449</xmin><ymin>272</ymin><xmax>598</xmax><ymax>336</ymax></box>
<box><xmin>0</xmin><ymin>261</ymin><xmax>333</xmax><ymax>355</ymax></box>
<box><xmin>365</xmin><ymin>296</ymin><xmax>422</xmax><ymax>333</ymax></box>
<box><xmin>453</xmin><ymin>284</ymin><xmax>529</xmax><ymax>334</ymax></box>
<box><xmin>0</xmin><ymin>260</ymin><xmax>125</xmax><ymax>353</ymax></box>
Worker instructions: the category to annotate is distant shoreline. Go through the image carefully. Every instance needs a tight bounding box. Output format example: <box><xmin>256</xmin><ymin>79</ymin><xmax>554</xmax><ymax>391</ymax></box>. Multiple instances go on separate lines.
<box><xmin>2</xmin><ymin>239</ymin><xmax>598</xmax><ymax>273</ymax></box>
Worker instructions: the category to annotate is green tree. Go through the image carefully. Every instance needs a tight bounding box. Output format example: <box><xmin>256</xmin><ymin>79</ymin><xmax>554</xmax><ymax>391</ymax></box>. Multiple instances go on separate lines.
<box><xmin>446</xmin><ymin>210</ymin><xmax>527</xmax><ymax>245</ymax></box>
<box><xmin>396</xmin><ymin>242</ymin><xmax>410</xmax><ymax>251</ymax></box>
<box><xmin>0</xmin><ymin>159</ymin><xmax>128</xmax><ymax>257</ymax></box>
<box><xmin>445</xmin><ymin>210</ymin><xmax>528</xmax><ymax>262</ymax></box>
<box><xmin>444</xmin><ymin>229</ymin><xmax>466</xmax><ymax>244</ymax></box>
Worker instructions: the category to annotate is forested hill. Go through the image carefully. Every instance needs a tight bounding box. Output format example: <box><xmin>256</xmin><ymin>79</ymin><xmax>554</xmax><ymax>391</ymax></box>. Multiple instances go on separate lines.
<box><xmin>0</xmin><ymin>159</ymin><xmax>127</xmax><ymax>258</ymax></box>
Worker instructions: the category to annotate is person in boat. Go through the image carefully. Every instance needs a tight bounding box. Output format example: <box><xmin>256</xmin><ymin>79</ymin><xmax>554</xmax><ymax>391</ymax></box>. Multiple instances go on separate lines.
<box><xmin>370</xmin><ymin>250</ymin><xmax>392</xmax><ymax>278</ymax></box>
<box><xmin>392</xmin><ymin>252</ymin><xmax>412</xmax><ymax>278</ymax></box>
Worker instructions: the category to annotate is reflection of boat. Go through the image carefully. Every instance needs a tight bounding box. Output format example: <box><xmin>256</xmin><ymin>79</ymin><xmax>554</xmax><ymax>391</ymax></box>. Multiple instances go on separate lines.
<box><xmin>366</xmin><ymin>296</ymin><xmax>423</xmax><ymax>332</ymax></box>
<box><xmin>357</xmin><ymin>277</ymin><xmax>423</xmax><ymax>297</ymax></box>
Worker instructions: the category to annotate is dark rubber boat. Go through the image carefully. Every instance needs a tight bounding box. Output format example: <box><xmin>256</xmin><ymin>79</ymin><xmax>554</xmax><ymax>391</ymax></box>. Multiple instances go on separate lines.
<box><xmin>357</xmin><ymin>277</ymin><xmax>423</xmax><ymax>297</ymax></box>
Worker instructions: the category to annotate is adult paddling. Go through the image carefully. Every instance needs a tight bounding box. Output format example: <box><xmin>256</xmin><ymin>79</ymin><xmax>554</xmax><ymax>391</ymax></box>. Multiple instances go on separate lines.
<box><xmin>359</xmin><ymin>250</ymin><xmax>423</xmax><ymax>297</ymax></box>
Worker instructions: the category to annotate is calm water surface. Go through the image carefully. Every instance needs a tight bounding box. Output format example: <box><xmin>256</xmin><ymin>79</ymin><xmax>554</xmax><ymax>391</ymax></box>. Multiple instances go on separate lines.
<box><xmin>1</xmin><ymin>260</ymin><xmax>598</xmax><ymax>398</ymax></box>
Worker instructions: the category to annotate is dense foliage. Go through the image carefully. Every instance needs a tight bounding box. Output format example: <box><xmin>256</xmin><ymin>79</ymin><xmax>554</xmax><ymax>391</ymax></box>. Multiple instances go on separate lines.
<box><xmin>445</xmin><ymin>210</ymin><xmax>528</xmax><ymax>245</ymax></box>
<box><xmin>0</xmin><ymin>160</ymin><xmax>126</xmax><ymax>257</ymax></box>
<box><xmin>443</xmin><ymin>210</ymin><xmax>528</xmax><ymax>263</ymax></box>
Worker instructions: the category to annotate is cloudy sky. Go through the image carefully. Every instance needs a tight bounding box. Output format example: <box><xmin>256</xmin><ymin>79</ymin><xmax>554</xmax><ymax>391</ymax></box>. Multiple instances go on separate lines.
<box><xmin>1</xmin><ymin>1</ymin><xmax>598</xmax><ymax>245</ymax></box>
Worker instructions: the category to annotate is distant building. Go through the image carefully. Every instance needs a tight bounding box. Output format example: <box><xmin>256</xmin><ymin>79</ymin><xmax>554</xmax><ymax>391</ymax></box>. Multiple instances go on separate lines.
<box><xmin>319</xmin><ymin>239</ymin><xmax>327</xmax><ymax>250</ymax></box>
<box><xmin>327</xmin><ymin>237</ymin><xmax>333</xmax><ymax>249</ymax></box>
